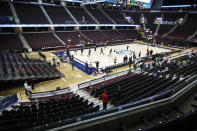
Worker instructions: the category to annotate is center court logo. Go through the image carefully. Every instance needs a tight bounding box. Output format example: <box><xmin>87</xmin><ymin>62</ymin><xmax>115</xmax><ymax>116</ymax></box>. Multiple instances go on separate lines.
<box><xmin>114</xmin><ymin>49</ymin><xmax>134</xmax><ymax>55</ymax></box>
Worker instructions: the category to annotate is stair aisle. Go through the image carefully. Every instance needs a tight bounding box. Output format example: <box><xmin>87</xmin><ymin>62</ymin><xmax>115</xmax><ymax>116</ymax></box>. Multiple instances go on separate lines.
<box><xmin>77</xmin><ymin>89</ymin><xmax>113</xmax><ymax>110</ymax></box>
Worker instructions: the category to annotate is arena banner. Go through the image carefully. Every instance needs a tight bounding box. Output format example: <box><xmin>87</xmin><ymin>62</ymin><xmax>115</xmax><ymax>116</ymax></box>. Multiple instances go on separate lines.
<box><xmin>53</xmin><ymin>51</ymin><xmax>96</xmax><ymax>75</ymax></box>
<box><xmin>72</xmin><ymin>58</ymin><xmax>97</xmax><ymax>75</ymax></box>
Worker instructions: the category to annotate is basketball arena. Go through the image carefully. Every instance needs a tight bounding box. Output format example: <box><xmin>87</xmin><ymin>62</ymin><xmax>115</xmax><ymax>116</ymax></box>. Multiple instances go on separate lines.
<box><xmin>0</xmin><ymin>0</ymin><xmax>197</xmax><ymax>131</ymax></box>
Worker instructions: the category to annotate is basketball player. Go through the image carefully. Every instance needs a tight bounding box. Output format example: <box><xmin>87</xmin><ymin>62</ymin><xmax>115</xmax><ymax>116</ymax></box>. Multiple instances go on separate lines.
<box><xmin>138</xmin><ymin>51</ymin><xmax>141</xmax><ymax>58</ymax></box>
<box><xmin>133</xmin><ymin>62</ymin><xmax>137</xmax><ymax>74</ymax></box>
<box><xmin>75</xmin><ymin>50</ymin><xmax>77</xmax><ymax>55</ymax></box>
<box><xmin>129</xmin><ymin>57</ymin><xmax>132</xmax><ymax>68</ymax></box>
<box><xmin>67</xmin><ymin>48</ymin><xmax>71</xmax><ymax>58</ymax></box>
<box><xmin>114</xmin><ymin>57</ymin><xmax>117</xmax><ymax>64</ymax></box>
<box><xmin>85</xmin><ymin>61</ymin><xmax>88</xmax><ymax>72</ymax></box>
<box><xmin>109</xmin><ymin>48</ymin><xmax>112</xmax><ymax>56</ymax></box>
<box><xmin>125</xmin><ymin>55</ymin><xmax>128</xmax><ymax>62</ymax></box>
<box><xmin>88</xmin><ymin>48</ymin><xmax>91</xmax><ymax>56</ymax></box>
<box><xmin>104</xmin><ymin>43</ymin><xmax>107</xmax><ymax>48</ymax></box>
<box><xmin>81</xmin><ymin>48</ymin><xmax>83</xmax><ymax>55</ymax></box>
<box><xmin>147</xmin><ymin>47</ymin><xmax>149</xmax><ymax>57</ymax></box>
<box><xmin>100</xmin><ymin>48</ymin><xmax>104</xmax><ymax>55</ymax></box>
<box><xmin>150</xmin><ymin>50</ymin><xmax>153</xmax><ymax>56</ymax></box>
<box><xmin>133</xmin><ymin>52</ymin><xmax>136</xmax><ymax>60</ymax></box>
<box><xmin>95</xmin><ymin>61</ymin><xmax>99</xmax><ymax>73</ymax></box>
<box><xmin>127</xmin><ymin>45</ymin><xmax>129</xmax><ymax>50</ymax></box>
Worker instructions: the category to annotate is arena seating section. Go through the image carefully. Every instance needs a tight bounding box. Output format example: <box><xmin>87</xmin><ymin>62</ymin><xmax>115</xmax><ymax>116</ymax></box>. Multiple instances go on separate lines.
<box><xmin>23</xmin><ymin>32</ymin><xmax>63</xmax><ymax>49</ymax></box>
<box><xmin>102</xmin><ymin>30</ymin><xmax>130</xmax><ymax>41</ymax></box>
<box><xmin>44</xmin><ymin>5</ymin><xmax>74</xmax><ymax>24</ymax></box>
<box><xmin>119</xmin><ymin>29</ymin><xmax>141</xmax><ymax>39</ymax></box>
<box><xmin>1</xmin><ymin>1</ymin><xmax>196</xmax><ymax>50</ymax></box>
<box><xmin>0</xmin><ymin>92</ymin><xmax>99</xmax><ymax>130</ymax></box>
<box><xmin>67</xmin><ymin>6</ymin><xmax>96</xmax><ymax>24</ymax></box>
<box><xmin>81</xmin><ymin>31</ymin><xmax>109</xmax><ymax>42</ymax></box>
<box><xmin>0</xmin><ymin>1</ymin><xmax>197</xmax><ymax>130</ymax></box>
<box><xmin>56</xmin><ymin>31</ymin><xmax>90</xmax><ymax>44</ymax></box>
<box><xmin>14</xmin><ymin>3</ymin><xmax>49</xmax><ymax>24</ymax></box>
<box><xmin>124</xmin><ymin>12</ymin><xmax>141</xmax><ymax>24</ymax></box>
<box><xmin>167</xmin><ymin>13</ymin><xmax>197</xmax><ymax>39</ymax></box>
<box><xmin>143</xmin><ymin>12</ymin><xmax>161</xmax><ymax>33</ymax></box>
<box><xmin>84</xmin><ymin>56</ymin><xmax>197</xmax><ymax>106</ymax></box>
<box><xmin>104</xmin><ymin>9</ymin><xmax>129</xmax><ymax>24</ymax></box>
<box><xmin>0</xmin><ymin>51</ymin><xmax>64</xmax><ymax>82</ymax></box>
<box><xmin>87</xmin><ymin>8</ymin><xmax>112</xmax><ymax>24</ymax></box>
<box><xmin>0</xmin><ymin>34</ymin><xmax>24</xmax><ymax>51</ymax></box>
<box><xmin>158</xmin><ymin>12</ymin><xmax>186</xmax><ymax>36</ymax></box>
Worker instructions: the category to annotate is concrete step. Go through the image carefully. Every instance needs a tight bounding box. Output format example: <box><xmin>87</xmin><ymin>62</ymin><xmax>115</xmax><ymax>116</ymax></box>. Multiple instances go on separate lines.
<box><xmin>77</xmin><ymin>90</ymin><xmax>112</xmax><ymax>110</ymax></box>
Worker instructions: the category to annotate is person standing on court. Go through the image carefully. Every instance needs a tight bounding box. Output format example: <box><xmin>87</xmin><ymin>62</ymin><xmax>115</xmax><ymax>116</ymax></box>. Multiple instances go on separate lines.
<box><xmin>85</xmin><ymin>61</ymin><xmax>88</xmax><ymax>72</ymax></box>
<box><xmin>56</xmin><ymin>58</ymin><xmax>61</xmax><ymax>68</ymax></box>
<box><xmin>140</xmin><ymin>62</ymin><xmax>144</xmax><ymax>72</ymax></box>
<box><xmin>127</xmin><ymin>45</ymin><xmax>129</xmax><ymax>50</ymax></box>
<box><xmin>95</xmin><ymin>61</ymin><xmax>99</xmax><ymax>73</ymax></box>
<box><xmin>114</xmin><ymin>57</ymin><xmax>117</xmax><ymax>64</ymax></box>
<box><xmin>134</xmin><ymin>62</ymin><xmax>137</xmax><ymax>73</ymax></box>
<box><xmin>150</xmin><ymin>50</ymin><xmax>153</xmax><ymax>56</ymax></box>
<box><xmin>125</xmin><ymin>55</ymin><xmax>128</xmax><ymax>62</ymax></box>
<box><xmin>123</xmin><ymin>56</ymin><xmax>125</xmax><ymax>63</ymax></box>
<box><xmin>88</xmin><ymin>48</ymin><xmax>91</xmax><ymax>57</ymax></box>
<box><xmin>129</xmin><ymin>57</ymin><xmax>132</xmax><ymax>68</ymax></box>
<box><xmin>24</xmin><ymin>81</ymin><xmax>32</xmax><ymax>96</ymax></box>
<box><xmin>109</xmin><ymin>48</ymin><xmax>112</xmax><ymax>56</ymax></box>
<box><xmin>89</xmin><ymin>62</ymin><xmax>93</xmax><ymax>74</ymax></box>
<box><xmin>102</xmin><ymin>90</ymin><xmax>108</xmax><ymax>110</ymax></box>
<box><xmin>138</xmin><ymin>51</ymin><xmax>141</xmax><ymax>58</ymax></box>
<box><xmin>81</xmin><ymin>48</ymin><xmax>83</xmax><ymax>55</ymax></box>
<box><xmin>133</xmin><ymin>52</ymin><xmax>136</xmax><ymax>60</ymax></box>
<box><xmin>100</xmin><ymin>48</ymin><xmax>104</xmax><ymax>55</ymax></box>
<box><xmin>52</xmin><ymin>57</ymin><xmax>56</xmax><ymax>66</ymax></box>
<box><xmin>71</xmin><ymin>60</ymin><xmax>75</xmax><ymax>71</ymax></box>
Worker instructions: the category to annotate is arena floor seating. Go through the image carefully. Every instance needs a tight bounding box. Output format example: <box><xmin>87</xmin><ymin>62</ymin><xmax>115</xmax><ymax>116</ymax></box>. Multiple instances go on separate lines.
<box><xmin>0</xmin><ymin>51</ymin><xmax>64</xmax><ymax>82</ymax></box>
